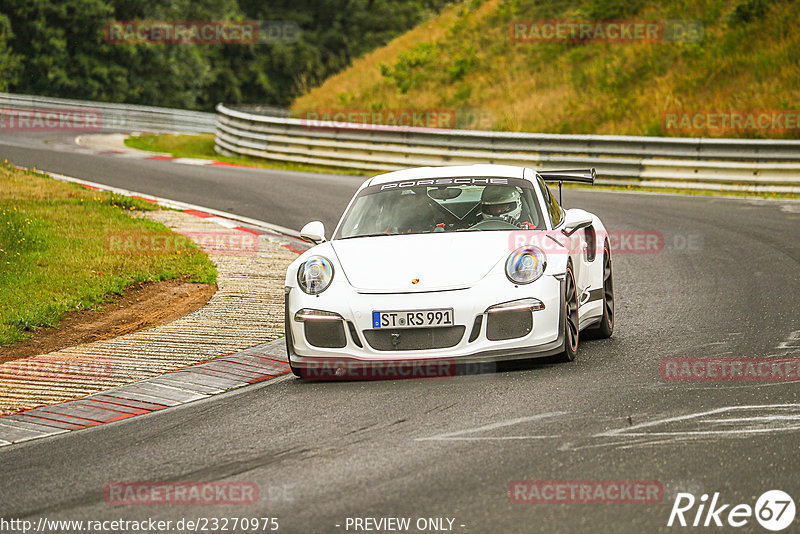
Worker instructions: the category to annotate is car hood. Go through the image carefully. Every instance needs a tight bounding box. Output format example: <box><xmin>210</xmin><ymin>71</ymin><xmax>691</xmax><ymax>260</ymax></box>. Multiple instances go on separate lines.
<box><xmin>331</xmin><ymin>232</ymin><xmax>511</xmax><ymax>292</ymax></box>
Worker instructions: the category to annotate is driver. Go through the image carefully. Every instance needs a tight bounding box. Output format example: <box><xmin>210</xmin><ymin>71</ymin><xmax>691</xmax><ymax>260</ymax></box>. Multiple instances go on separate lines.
<box><xmin>479</xmin><ymin>186</ymin><xmax>522</xmax><ymax>226</ymax></box>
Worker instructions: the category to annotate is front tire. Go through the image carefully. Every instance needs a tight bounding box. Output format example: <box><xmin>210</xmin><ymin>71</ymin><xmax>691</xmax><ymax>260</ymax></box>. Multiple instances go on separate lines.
<box><xmin>556</xmin><ymin>264</ymin><xmax>579</xmax><ymax>362</ymax></box>
<box><xmin>285</xmin><ymin>316</ymin><xmax>303</xmax><ymax>378</ymax></box>
<box><xmin>287</xmin><ymin>350</ymin><xmax>302</xmax><ymax>378</ymax></box>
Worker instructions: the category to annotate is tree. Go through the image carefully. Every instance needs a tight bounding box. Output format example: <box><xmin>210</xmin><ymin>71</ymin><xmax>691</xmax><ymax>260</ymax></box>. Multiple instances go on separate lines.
<box><xmin>0</xmin><ymin>0</ymin><xmax>448</xmax><ymax>108</ymax></box>
<box><xmin>0</xmin><ymin>14</ymin><xmax>21</xmax><ymax>91</ymax></box>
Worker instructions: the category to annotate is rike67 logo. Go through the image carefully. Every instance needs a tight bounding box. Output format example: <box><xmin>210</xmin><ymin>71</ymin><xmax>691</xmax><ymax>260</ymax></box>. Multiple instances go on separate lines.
<box><xmin>668</xmin><ymin>490</ymin><xmax>795</xmax><ymax>531</ymax></box>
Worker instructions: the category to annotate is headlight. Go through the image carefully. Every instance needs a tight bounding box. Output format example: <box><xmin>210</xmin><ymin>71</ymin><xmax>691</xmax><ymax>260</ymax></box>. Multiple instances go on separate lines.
<box><xmin>297</xmin><ymin>256</ymin><xmax>334</xmax><ymax>294</ymax></box>
<box><xmin>505</xmin><ymin>246</ymin><xmax>546</xmax><ymax>284</ymax></box>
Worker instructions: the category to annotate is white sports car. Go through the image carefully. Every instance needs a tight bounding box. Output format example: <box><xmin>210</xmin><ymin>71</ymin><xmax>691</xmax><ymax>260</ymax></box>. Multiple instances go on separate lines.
<box><xmin>284</xmin><ymin>165</ymin><xmax>613</xmax><ymax>379</ymax></box>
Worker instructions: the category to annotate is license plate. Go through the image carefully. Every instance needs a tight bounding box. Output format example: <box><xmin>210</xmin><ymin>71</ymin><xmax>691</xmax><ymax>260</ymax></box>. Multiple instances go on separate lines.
<box><xmin>372</xmin><ymin>309</ymin><xmax>454</xmax><ymax>329</ymax></box>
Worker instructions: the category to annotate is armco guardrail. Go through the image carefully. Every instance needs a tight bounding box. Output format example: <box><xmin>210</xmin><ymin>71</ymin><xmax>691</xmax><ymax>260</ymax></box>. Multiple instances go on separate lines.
<box><xmin>1</xmin><ymin>93</ymin><xmax>216</xmax><ymax>133</ymax></box>
<box><xmin>215</xmin><ymin>104</ymin><xmax>800</xmax><ymax>191</ymax></box>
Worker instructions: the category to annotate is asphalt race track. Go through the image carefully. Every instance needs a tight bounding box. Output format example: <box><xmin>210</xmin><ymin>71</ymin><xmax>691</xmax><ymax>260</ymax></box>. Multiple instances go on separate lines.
<box><xmin>1</xmin><ymin>131</ymin><xmax>799</xmax><ymax>533</ymax></box>
<box><xmin>0</xmin><ymin>132</ymin><xmax>364</xmax><ymax>232</ymax></box>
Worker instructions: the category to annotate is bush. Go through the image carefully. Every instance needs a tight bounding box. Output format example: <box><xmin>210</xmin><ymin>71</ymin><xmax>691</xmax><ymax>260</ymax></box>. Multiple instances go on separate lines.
<box><xmin>729</xmin><ymin>0</ymin><xmax>769</xmax><ymax>23</ymax></box>
<box><xmin>380</xmin><ymin>42</ymin><xmax>437</xmax><ymax>93</ymax></box>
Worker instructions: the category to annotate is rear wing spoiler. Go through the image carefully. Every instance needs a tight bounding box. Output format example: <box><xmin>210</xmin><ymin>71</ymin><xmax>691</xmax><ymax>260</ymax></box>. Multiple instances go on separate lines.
<box><xmin>536</xmin><ymin>168</ymin><xmax>596</xmax><ymax>203</ymax></box>
<box><xmin>537</xmin><ymin>168</ymin><xmax>596</xmax><ymax>184</ymax></box>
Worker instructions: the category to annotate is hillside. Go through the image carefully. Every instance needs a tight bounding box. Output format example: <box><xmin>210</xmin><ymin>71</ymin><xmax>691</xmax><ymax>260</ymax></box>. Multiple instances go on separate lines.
<box><xmin>291</xmin><ymin>0</ymin><xmax>800</xmax><ymax>138</ymax></box>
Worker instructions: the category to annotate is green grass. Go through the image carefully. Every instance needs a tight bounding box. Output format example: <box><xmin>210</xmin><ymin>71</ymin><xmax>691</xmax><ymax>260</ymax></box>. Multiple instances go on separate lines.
<box><xmin>125</xmin><ymin>133</ymin><xmax>217</xmax><ymax>157</ymax></box>
<box><xmin>124</xmin><ymin>133</ymin><xmax>365</xmax><ymax>176</ymax></box>
<box><xmin>0</xmin><ymin>163</ymin><xmax>217</xmax><ymax>346</ymax></box>
<box><xmin>563</xmin><ymin>181</ymin><xmax>797</xmax><ymax>199</ymax></box>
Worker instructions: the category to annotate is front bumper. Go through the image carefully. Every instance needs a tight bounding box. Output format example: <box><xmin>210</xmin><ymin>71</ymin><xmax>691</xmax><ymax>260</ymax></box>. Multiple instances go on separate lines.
<box><xmin>285</xmin><ymin>272</ymin><xmax>565</xmax><ymax>379</ymax></box>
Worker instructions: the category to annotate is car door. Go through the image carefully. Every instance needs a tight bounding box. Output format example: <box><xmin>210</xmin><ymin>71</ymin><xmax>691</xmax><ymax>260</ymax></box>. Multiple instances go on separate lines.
<box><xmin>536</xmin><ymin>176</ymin><xmax>592</xmax><ymax>309</ymax></box>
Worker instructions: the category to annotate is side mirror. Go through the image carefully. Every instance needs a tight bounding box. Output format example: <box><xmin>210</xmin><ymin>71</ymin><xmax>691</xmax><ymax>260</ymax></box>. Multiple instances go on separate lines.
<box><xmin>300</xmin><ymin>221</ymin><xmax>326</xmax><ymax>244</ymax></box>
<box><xmin>562</xmin><ymin>209</ymin><xmax>593</xmax><ymax>236</ymax></box>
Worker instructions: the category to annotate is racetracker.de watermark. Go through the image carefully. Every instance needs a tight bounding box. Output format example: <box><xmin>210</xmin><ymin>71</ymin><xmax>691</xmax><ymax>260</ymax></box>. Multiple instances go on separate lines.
<box><xmin>103</xmin><ymin>20</ymin><xmax>300</xmax><ymax>45</ymax></box>
<box><xmin>661</xmin><ymin>358</ymin><xmax>800</xmax><ymax>382</ymax></box>
<box><xmin>0</xmin><ymin>517</ymin><xmax>279</xmax><ymax>533</ymax></box>
<box><xmin>508</xmin><ymin>230</ymin><xmax>701</xmax><ymax>255</ymax></box>
<box><xmin>104</xmin><ymin>231</ymin><xmax>259</xmax><ymax>256</ymax></box>
<box><xmin>509</xmin><ymin>480</ymin><xmax>663</xmax><ymax>504</ymax></box>
<box><xmin>300</xmin><ymin>359</ymin><xmax>496</xmax><ymax>381</ymax></box>
<box><xmin>104</xmin><ymin>481</ymin><xmax>258</xmax><ymax>506</ymax></box>
<box><xmin>509</xmin><ymin>20</ymin><xmax>703</xmax><ymax>43</ymax></box>
<box><xmin>0</xmin><ymin>108</ymin><xmax>102</xmax><ymax>132</ymax></box>
<box><xmin>0</xmin><ymin>355</ymin><xmax>112</xmax><ymax>381</ymax></box>
<box><xmin>663</xmin><ymin>110</ymin><xmax>800</xmax><ymax>135</ymax></box>
<box><xmin>299</xmin><ymin>107</ymin><xmax>495</xmax><ymax>132</ymax></box>
<box><xmin>301</xmin><ymin>108</ymin><xmax>456</xmax><ymax>132</ymax></box>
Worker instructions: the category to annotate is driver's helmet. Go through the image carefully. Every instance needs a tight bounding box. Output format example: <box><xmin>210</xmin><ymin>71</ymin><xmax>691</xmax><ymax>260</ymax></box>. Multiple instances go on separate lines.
<box><xmin>480</xmin><ymin>186</ymin><xmax>522</xmax><ymax>223</ymax></box>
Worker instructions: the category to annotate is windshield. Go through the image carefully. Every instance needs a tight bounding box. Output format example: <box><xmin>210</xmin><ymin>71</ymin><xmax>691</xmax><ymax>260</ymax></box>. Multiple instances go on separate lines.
<box><xmin>335</xmin><ymin>177</ymin><xmax>545</xmax><ymax>239</ymax></box>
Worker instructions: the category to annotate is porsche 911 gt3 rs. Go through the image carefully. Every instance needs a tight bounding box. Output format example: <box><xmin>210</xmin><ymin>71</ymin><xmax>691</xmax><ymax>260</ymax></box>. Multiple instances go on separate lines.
<box><xmin>284</xmin><ymin>165</ymin><xmax>613</xmax><ymax>379</ymax></box>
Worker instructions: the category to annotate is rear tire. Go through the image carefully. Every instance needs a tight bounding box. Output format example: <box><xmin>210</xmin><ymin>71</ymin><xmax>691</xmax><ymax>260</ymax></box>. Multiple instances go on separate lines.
<box><xmin>556</xmin><ymin>264</ymin><xmax>579</xmax><ymax>362</ymax></box>
<box><xmin>593</xmin><ymin>241</ymin><xmax>614</xmax><ymax>339</ymax></box>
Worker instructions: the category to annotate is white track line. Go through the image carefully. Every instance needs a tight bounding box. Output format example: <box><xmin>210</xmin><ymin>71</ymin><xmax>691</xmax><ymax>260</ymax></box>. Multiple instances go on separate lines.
<box><xmin>595</xmin><ymin>403</ymin><xmax>800</xmax><ymax>438</ymax></box>
<box><xmin>416</xmin><ymin>412</ymin><xmax>566</xmax><ymax>441</ymax></box>
<box><xmin>38</xmin><ymin>169</ymin><xmax>302</xmax><ymax>238</ymax></box>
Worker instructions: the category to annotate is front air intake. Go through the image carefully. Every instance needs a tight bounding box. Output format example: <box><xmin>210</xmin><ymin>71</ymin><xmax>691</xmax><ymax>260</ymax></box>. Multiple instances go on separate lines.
<box><xmin>304</xmin><ymin>321</ymin><xmax>347</xmax><ymax>348</ymax></box>
<box><xmin>486</xmin><ymin>310</ymin><xmax>532</xmax><ymax>341</ymax></box>
<box><xmin>363</xmin><ymin>326</ymin><xmax>466</xmax><ymax>351</ymax></box>
<box><xmin>468</xmin><ymin>315</ymin><xmax>483</xmax><ymax>343</ymax></box>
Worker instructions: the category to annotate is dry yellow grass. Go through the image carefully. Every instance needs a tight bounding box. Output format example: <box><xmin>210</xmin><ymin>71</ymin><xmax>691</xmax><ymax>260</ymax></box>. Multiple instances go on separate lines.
<box><xmin>292</xmin><ymin>0</ymin><xmax>800</xmax><ymax>138</ymax></box>
<box><xmin>292</xmin><ymin>4</ymin><xmax>462</xmax><ymax>112</ymax></box>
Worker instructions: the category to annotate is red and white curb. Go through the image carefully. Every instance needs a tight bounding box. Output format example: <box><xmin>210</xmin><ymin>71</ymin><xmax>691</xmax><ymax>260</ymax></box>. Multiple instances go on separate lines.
<box><xmin>73</xmin><ymin>133</ymin><xmax>269</xmax><ymax>170</ymax></box>
<box><xmin>38</xmin><ymin>168</ymin><xmax>311</xmax><ymax>255</ymax></box>
<box><xmin>145</xmin><ymin>154</ymin><xmax>261</xmax><ymax>169</ymax></box>
<box><xmin>0</xmin><ymin>340</ymin><xmax>290</xmax><ymax>446</ymax></box>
